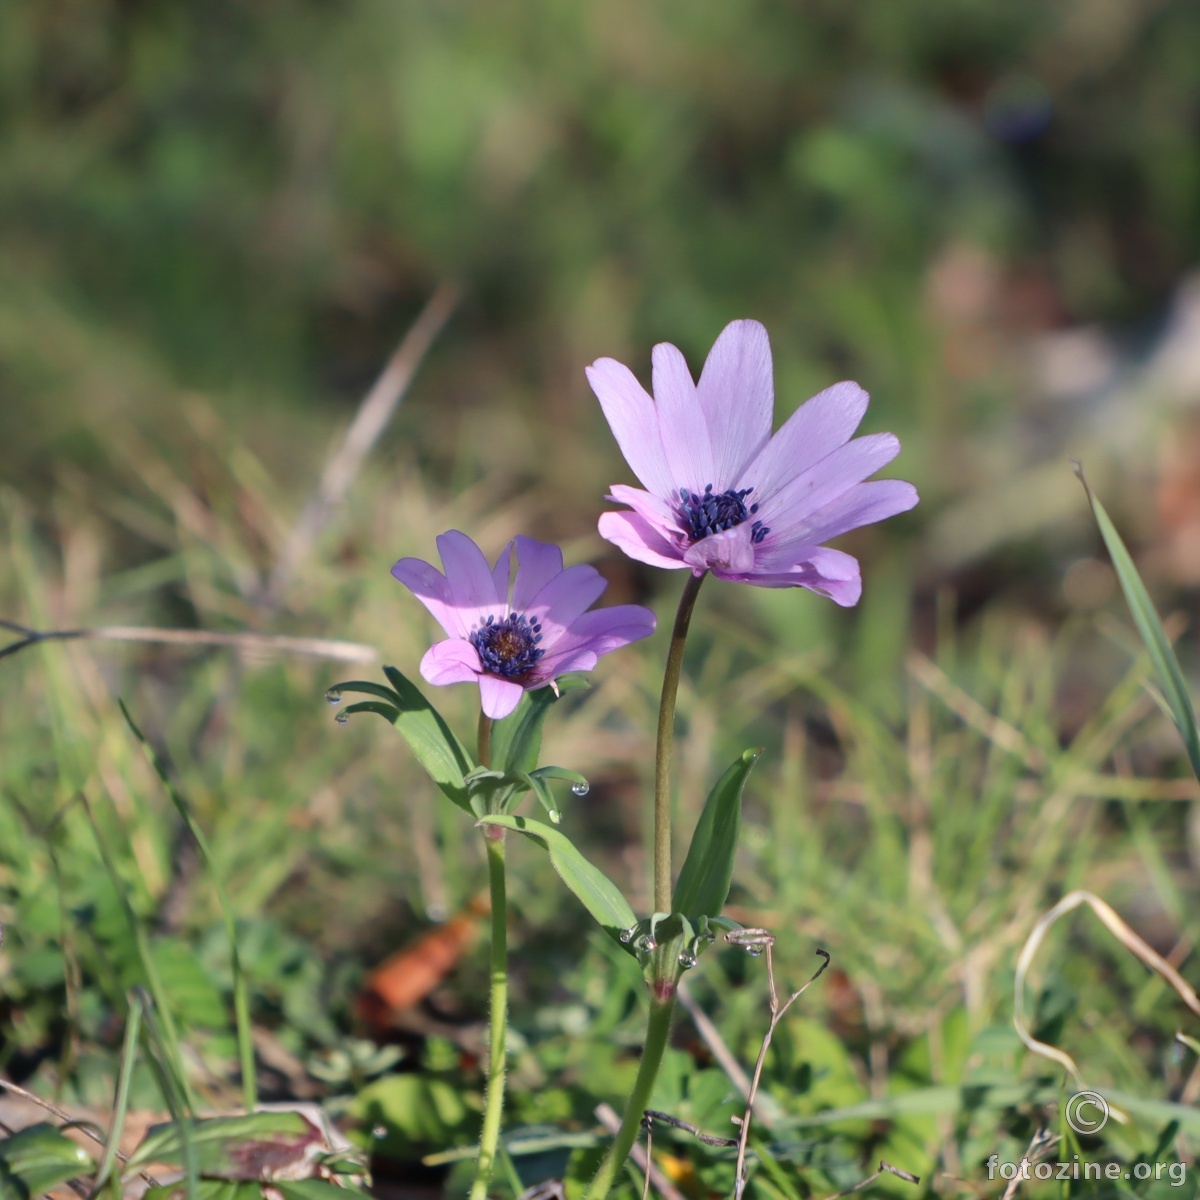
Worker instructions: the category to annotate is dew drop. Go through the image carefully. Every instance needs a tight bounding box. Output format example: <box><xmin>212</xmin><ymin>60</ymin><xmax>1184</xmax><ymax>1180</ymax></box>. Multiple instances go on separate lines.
<box><xmin>571</xmin><ymin>781</ymin><xmax>590</xmax><ymax>796</ymax></box>
<box><xmin>548</xmin><ymin>809</ymin><xmax>562</xmax><ymax>824</ymax></box>
<box><xmin>325</xmin><ymin>689</ymin><xmax>343</xmax><ymax>706</ymax></box>
<box><xmin>678</xmin><ymin>950</ymin><xmax>697</xmax><ymax>969</ymax></box>
<box><xmin>334</xmin><ymin>710</ymin><xmax>349</xmax><ymax>725</ymax></box>
<box><xmin>372</xmin><ymin>1125</ymin><xmax>388</xmax><ymax>1140</ymax></box>
<box><xmin>619</xmin><ymin>926</ymin><xmax>637</xmax><ymax>944</ymax></box>
<box><xmin>635</xmin><ymin>935</ymin><xmax>657</xmax><ymax>953</ymax></box>
<box><xmin>746</xmin><ymin>943</ymin><xmax>764</xmax><ymax>957</ymax></box>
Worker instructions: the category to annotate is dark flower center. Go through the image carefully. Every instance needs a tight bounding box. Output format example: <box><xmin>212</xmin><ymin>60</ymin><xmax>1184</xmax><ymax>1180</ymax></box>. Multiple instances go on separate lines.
<box><xmin>470</xmin><ymin>612</ymin><xmax>545</xmax><ymax>678</ymax></box>
<box><xmin>678</xmin><ymin>484</ymin><xmax>770</xmax><ymax>545</ymax></box>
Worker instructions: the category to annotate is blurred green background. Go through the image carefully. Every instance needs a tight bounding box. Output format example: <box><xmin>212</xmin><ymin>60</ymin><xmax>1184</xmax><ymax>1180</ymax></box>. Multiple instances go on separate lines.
<box><xmin>5</xmin><ymin>1</ymin><xmax>1200</xmax><ymax>1195</ymax></box>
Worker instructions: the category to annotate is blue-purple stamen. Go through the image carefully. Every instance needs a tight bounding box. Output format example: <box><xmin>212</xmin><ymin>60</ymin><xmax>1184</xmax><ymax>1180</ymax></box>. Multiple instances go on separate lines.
<box><xmin>678</xmin><ymin>483</ymin><xmax>770</xmax><ymax>545</ymax></box>
<box><xmin>470</xmin><ymin>612</ymin><xmax>545</xmax><ymax>678</ymax></box>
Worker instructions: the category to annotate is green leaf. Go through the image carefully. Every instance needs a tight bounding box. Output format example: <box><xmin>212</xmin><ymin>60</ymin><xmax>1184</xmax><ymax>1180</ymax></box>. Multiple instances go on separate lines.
<box><xmin>0</xmin><ymin>1124</ymin><xmax>94</xmax><ymax>1200</ymax></box>
<box><xmin>332</xmin><ymin>669</ymin><xmax>476</xmax><ymax>812</ymax></box>
<box><xmin>144</xmin><ymin>1181</ymin><xmax>265</xmax><ymax>1200</ymax></box>
<box><xmin>490</xmin><ymin>674</ymin><xmax>588</xmax><ymax>776</ymax></box>
<box><xmin>672</xmin><ymin>748</ymin><xmax>762</xmax><ymax>922</ymax></box>
<box><xmin>127</xmin><ymin>1112</ymin><xmax>319</xmax><ymax>1176</ymax></box>
<box><xmin>276</xmin><ymin>1181</ymin><xmax>365</xmax><ymax>1200</ymax></box>
<box><xmin>1078</xmin><ymin>467</ymin><xmax>1200</xmax><ymax>783</ymax></box>
<box><xmin>478</xmin><ymin>815</ymin><xmax>637</xmax><ymax>947</ymax></box>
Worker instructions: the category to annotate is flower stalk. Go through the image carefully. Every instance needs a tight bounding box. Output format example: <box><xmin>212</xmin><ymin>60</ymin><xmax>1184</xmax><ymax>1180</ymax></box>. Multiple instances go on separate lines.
<box><xmin>470</xmin><ymin>714</ymin><xmax>508</xmax><ymax>1200</ymax></box>
<box><xmin>585</xmin><ymin>571</ymin><xmax>705</xmax><ymax>1200</ymax></box>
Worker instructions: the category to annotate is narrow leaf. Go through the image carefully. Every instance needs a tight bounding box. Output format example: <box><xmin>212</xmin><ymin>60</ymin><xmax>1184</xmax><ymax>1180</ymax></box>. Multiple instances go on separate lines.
<box><xmin>127</xmin><ymin>1112</ymin><xmax>318</xmax><ymax>1175</ymax></box>
<box><xmin>368</xmin><ymin>666</ymin><xmax>476</xmax><ymax>811</ymax></box>
<box><xmin>478</xmin><ymin>815</ymin><xmax>637</xmax><ymax>947</ymax></box>
<box><xmin>672</xmin><ymin>748</ymin><xmax>762</xmax><ymax>922</ymax></box>
<box><xmin>1077</xmin><ymin>466</ymin><xmax>1200</xmax><ymax>782</ymax></box>
<box><xmin>491</xmin><ymin>674</ymin><xmax>588</xmax><ymax>776</ymax></box>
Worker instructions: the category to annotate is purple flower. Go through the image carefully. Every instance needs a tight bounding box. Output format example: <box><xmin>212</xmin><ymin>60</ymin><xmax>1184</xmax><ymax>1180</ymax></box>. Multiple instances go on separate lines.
<box><xmin>587</xmin><ymin>320</ymin><xmax>919</xmax><ymax>605</ymax></box>
<box><xmin>392</xmin><ymin>532</ymin><xmax>657</xmax><ymax>720</ymax></box>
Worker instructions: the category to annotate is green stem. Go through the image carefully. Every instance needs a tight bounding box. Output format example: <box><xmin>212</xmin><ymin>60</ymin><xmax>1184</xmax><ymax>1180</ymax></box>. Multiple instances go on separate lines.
<box><xmin>469</xmin><ymin>710</ymin><xmax>505</xmax><ymax>1200</ymax></box>
<box><xmin>585</xmin><ymin>571</ymin><xmax>707</xmax><ymax>1200</ymax></box>
<box><xmin>653</xmin><ymin>571</ymin><xmax>706</xmax><ymax>912</ymax></box>
<box><xmin>583</xmin><ymin>996</ymin><xmax>674</xmax><ymax>1200</ymax></box>
<box><xmin>470</xmin><ymin>831</ymin><xmax>508</xmax><ymax>1200</ymax></box>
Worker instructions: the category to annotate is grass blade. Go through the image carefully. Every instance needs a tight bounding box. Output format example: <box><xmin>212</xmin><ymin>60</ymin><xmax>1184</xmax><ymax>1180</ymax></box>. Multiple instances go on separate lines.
<box><xmin>92</xmin><ymin>988</ymin><xmax>144</xmax><ymax>1195</ymax></box>
<box><xmin>1076</xmin><ymin>464</ymin><xmax>1200</xmax><ymax>782</ymax></box>
<box><xmin>120</xmin><ymin>700</ymin><xmax>258</xmax><ymax>1110</ymax></box>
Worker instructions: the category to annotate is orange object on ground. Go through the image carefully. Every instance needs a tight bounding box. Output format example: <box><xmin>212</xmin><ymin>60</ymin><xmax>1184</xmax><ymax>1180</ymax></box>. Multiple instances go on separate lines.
<box><xmin>357</xmin><ymin>894</ymin><xmax>489</xmax><ymax>1030</ymax></box>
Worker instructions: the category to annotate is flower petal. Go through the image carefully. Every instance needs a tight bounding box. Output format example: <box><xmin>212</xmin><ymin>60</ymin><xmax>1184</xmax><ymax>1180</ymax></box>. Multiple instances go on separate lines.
<box><xmin>762</xmin><ymin>479</ymin><xmax>919</xmax><ymax>563</ymax></box>
<box><xmin>683</xmin><ymin>526</ymin><xmax>757</xmax><ymax>575</ymax></box>
<box><xmin>723</xmin><ymin>547</ymin><xmax>862</xmax><ymax>605</ymax></box>
<box><xmin>540</xmin><ymin>604</ymin><xmax>658</xmax><ymax>665</ymax></box>
<box><xmin>492</xmin><ymin>540</ymin><xmax>513</xmax><ymax>603</ymax></box>
<box><xmin>420</xmin><ymin>638</ymin><xmax>483</xmax><ymax>686</ymax></box>
<box><xmin>755</xmin><ymin>433</ymin><xmax>902</xmax><ymax>538</ymax></box>
<box><xmin>535</xmin><ymin>647</ymin><xmax>600</xmax><ymax>677</ymax></box>
<box><xmin>511</xmin><ymin>537</ymin><xmax>565</xmax><ymax>612</ymax></box>
<box><xmin>525</xmin><ymin>563</ymin><xmax>608</xmax><ymax>644</ymax></box>
<box><xmin>598</xmin><ymin>510</ymin><xmax>689</xmax><ymax>570</ymax></box>
<box><xmin>738</xmin><ymin>381</ymin><xmax>869</xmax><ymax>500</ymax></box>
<box><xmin>652</xmin><ymin>342</ymin><xmax>717</xmax><ymax>494</ymax></box>
<box><xmin>586</xmin><ymin>358</ymin><xmax>675</xmax><ymax>499</ymax></box>
<box><xmin>608</xmin><ymin>484</ymin><xmax>682</xmax><ymax>536</ymax></box>
<box><xmin>391</xmin><ymin>557</ymin><xmax>463</xmax><ymax>638</ymax></box>
<box><xmin>479</xmin><ymin>674</ymin><xmax>525</xmax><ymax>720</ymax></box>
<box><xmin>436</xmin><ymin>530</ymin><xmax>505</xmax><ymax>624</ymax></box>
<box><xmin>696</xmin><ymin>320</ymin><xmax>774</xmax><ymax>488</ymax></box>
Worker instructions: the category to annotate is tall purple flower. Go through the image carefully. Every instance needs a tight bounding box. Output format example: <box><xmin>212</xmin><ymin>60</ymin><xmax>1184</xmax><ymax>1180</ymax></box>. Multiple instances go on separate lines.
<box><xmin>392</xmin><ymin>532</ymin><xmax>656</xmax><ymax>720</ymax></box>
<box><xmin>587</xmin><ymin>320</ymin><xmax>918</xmax><ymax>605</ymax></box>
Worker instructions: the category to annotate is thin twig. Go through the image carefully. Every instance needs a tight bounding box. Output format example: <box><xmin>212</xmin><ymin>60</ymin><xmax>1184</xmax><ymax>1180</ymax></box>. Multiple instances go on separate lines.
<box><xmin>821</xmin><ymin>1161</ymin><xmax>921</xmax><ymax>1200</ymax></box>
<box><xmin>676</xmin><ymin>982</ymin><xmax>784</xmax><ymax>1127</ymax></box>
<box><xmin>727</xmin><ymin>938</ymin><xmax>831</xmax><ymax>1200</ymax></box>
<box><xmin>999</xmin><ymin>1129</ymin><xmax>1057</xmax><ymax>1200</ymax></box>
<box><xmin>642</xmin><ymin>1111</ymin><xmax>738</xmax><ymax>1148</ymax></box>
<box><xmin>594</xmin><ymin>1104</ymin><xmax>686</xmax><ymax>1200</ymax></box>
<box><xmin>262</xmin><ymin>281</ymin><xmax>459</xmax><ymax>608</ymax></box>
<box><xmin>0</xmin><ymin>620</ymin><xmax>375</xmax><ymax>665</ymax></box>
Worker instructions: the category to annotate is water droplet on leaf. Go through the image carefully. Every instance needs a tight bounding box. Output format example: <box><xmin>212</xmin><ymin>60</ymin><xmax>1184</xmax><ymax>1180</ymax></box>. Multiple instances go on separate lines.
<box><xmin>334</xmin><ymin>710</ymin><xmax>349</xmax><ymax>725</ymax></box>
<box><xmin>746</xmin><ymin>943</ymin><xmax>764</xmax><ymax>957</ymax></box>
<box><xmin>678</xmin><ymin>950</ymin><xmax>697</xmax><ymax>969</ymax></box>
<box><xmin>372</xmin><ymin>1125</ymin><xmax>387</xmax><ymax>1140</ymax></box>
<box><xmin>548</xmin><ymin>810</ymin><xmax>561</xmax><ymax>824</ymax></box>
<box><xmin>325</xmin><ymin>689</ymin><xmax>342</xmax><ymax>706</ymax></box>
<box><xmin>571</xmin><ymin>781</ymin><xmax>590</xmax><ymax>796</ymax></box>
<box><xmin>619</xmin><ymin>926</ymin><xmax>636</xmax><ymax>944</ymax></box>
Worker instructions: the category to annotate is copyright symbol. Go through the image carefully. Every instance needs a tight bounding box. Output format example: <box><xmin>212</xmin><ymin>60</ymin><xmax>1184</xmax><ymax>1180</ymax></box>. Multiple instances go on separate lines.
<box><xmin>1065</xmin><ymin>1090</ymin><xmax>1109</xmax><ymax>1135</ymax></box>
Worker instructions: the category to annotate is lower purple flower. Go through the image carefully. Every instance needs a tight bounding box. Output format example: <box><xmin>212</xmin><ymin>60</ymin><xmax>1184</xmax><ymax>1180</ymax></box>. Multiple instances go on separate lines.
<box><xmin>391</xmin><ymin>532</ymin><xmax>657</xmax><ymax>719</ymax></box>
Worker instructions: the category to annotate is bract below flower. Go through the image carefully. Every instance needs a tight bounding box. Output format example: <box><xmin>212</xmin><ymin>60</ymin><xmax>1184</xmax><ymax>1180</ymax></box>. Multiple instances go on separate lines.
<box><xmin>587</xmin><ymin>319</ymin><xmax>918</xmax><ymax>605</ymax></box>
<box><xmin>392</xmin><ymin>532</ymin><xmax>656</xmax><ymax>720</ymax></box>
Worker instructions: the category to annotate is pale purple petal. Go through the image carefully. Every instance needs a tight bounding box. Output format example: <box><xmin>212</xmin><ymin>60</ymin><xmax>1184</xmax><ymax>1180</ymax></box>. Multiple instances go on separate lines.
<box><xmin>762</xmin><ymin>479</ymin><xmax>919</xmax><ymax>561</ymax></box>
<box><xmin>586</xmin><ymin>358</ymin><xmax>675</xmax><ymax>499</ymax></box>
<box><xmin>420</xmin><ymin>638</ymin><xmax>483</xmax><ymax>686</ymax></box>
<box><xmin>479</xmin><ymin>674</ymin><xmax>524</xmax><ymax>720</ymax></box>
<box><xmin>512</xmin><ymin>537</ymin><xmax>564</xmax><ymax>611</ymax></box>
<box><xmin>492</xmin><ymin>540</ymin><xmax>513</xmax><ymax>603</ymax></box>
<box><xmin>697</xmin><ymin>320</ymin><xmax>774</xmax><ymax>488</ymax></box>
<box><xmin>755</xmin><ymin>433</ymin><xmax>902</xmax><ymax>534</ymax></box>
<box><xmin>723</xmin><ymin>546</ymin><xmax>862</xmax><ymax>605</ymax></box>
<box><xmin>525</xmin><ymin>563</ymin><xmax>608</xmax><ymax>644</ymax></box>
<box><xmin>683</xmin><ymin>526</ymin><xmax>756</xmax><ymax>575</ymax></box>
<box><xmin>598</xmin><ymin>511</ymin><xmax>689</xmax><ymax>570</ymax></box>
<box><xmin>535</xmin><ymin>647</ymin><xmax>600</xmax><ymax>677</ymax></box>
<box><xmin>436</xmin><ymin>530</ymin><xmax>505</xmax><ymax>624</ymax></box>
<box><xmin>652</xmin><ymin>342</ymin><xmax>718</xmax><ymax>494</ymax></box>
<box><xmin>391</xmin><ymin>557</ymin><xmax>463</xmax><ymax>638</ymax></box>
<box><xmin>737</xmin><ymin>381</ymin><xmax>869</xmax><ymax>499</ymax></box>
<box><xmin>608</xmin><ymin>485</ymin><xmax>682</xmax><ymax>538</ymax></box>
<box><xmin>540</xmin><ymin>604</ymin><xmax>658</xmax><ymax>665</ymax></box>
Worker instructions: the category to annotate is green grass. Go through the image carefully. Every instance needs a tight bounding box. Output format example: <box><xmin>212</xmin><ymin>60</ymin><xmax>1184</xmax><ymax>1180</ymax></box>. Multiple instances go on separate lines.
<box><xmin>2</xmin><ymin>405</ymin><xmax>1199</xmax><ymax>1198</ymax></box>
